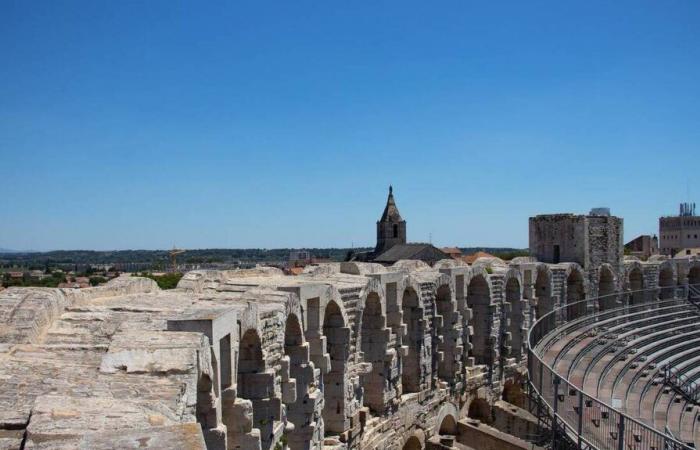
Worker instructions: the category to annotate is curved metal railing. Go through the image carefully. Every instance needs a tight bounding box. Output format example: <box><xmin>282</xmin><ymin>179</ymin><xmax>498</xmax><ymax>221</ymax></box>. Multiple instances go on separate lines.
<box><xmin>527</xmin><ymin>284</ymin><xmax>700</xmax><ymax>450</ymax></box>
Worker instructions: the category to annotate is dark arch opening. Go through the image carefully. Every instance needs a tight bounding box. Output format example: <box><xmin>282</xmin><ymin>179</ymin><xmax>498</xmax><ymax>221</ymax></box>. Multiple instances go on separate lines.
<box><xmin>566</xmin><ymin>270</ymin><xmax>585</xmax><ymax>320</ymax></box>
<box><xmin>628</xmin><ymin>268</ymin><xmax>644</xmax><ymax>305</ymax></box>
<box><xmin>402</xmin><ymin>436</ymin><xmax>423</xmax><ymax>450</ymax></box>
<box><xmin>439</xmin><ymin>414</ymin><xmax>457</xmax><ymax>435</ymax></box>
<box><xmin>659</xmin><ymin>268</ymin><xmax>675</xmax><ymax>300</ymax></box>
<box><xmin>597</xmin><ymin>267</ymin><xmax>616</xmax><ymax>311</ymax></box>
<box><xmin>689</xmin><ymin>267</ymin><xmax>700</xmax><ymax>287</ymax></box>
<box><xmin>467</xmin><ymin>275</ymin><xmax>491</xmax><ymax>366</ymax></box>
<box><xmin>467</xmin><ymin>398</ymin><xmax>493</xmax><ymax>424</ymax></box>
<box><xmin>322</xmin><ymin>300</ymin><xmax>348</xmax><ymax>434</ymax></box>
<box><xmin>502</xmin><ymin>378</ymin><xmax>526</xmax><ymax>408</ymax></box>
<box><xmin>401</xmin><ymin>288</ymin><xmax>423</xmax><ymax>393</ymax></box>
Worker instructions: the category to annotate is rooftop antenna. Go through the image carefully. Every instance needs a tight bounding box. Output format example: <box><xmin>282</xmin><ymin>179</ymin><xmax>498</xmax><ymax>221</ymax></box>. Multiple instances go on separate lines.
<box><xmin>429</xmin><ymin>232</ymin><xmax>432</xmax><ymax>244</ymax></box>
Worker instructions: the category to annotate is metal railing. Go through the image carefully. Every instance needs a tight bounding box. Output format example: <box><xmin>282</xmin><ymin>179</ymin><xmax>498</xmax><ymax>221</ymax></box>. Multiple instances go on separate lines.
<box><xmin>664</xmin><ymin>364</ymin><xmax>700</xmax><ymax>405</ymax></box>
<box><xmin>527</xmin><ymin>284</ymin><xmax>700</xmax><ymax>450</ymax></box>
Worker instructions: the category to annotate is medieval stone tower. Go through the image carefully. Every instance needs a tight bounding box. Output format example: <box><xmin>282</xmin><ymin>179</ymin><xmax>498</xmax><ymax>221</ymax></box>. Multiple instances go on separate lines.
<box><xmin>375</xmin><ymin>186</ymin><xmax>406</xmax><ymax>255</ymax></box>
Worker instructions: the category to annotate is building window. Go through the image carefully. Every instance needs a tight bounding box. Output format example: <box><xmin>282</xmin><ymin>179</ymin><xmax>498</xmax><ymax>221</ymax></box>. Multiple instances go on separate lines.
<box><xmin>393</xmin><ymin>224</ymin><xmax>398</xmax><ymax>238</ymax></box>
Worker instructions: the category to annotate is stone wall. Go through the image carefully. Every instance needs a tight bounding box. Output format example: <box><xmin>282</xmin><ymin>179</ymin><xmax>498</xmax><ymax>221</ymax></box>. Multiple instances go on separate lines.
<box><xmin>2</xmin><ymin>257</ymin><xmax>698</xmax><ymax>450</ymax></box>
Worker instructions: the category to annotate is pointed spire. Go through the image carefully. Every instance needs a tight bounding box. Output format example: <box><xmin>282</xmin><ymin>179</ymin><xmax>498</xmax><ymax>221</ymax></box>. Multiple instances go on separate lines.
<box><xmin>379</xmin><ymin>185</ymin><xmax>403</xmax><ymax>222</ymax></box>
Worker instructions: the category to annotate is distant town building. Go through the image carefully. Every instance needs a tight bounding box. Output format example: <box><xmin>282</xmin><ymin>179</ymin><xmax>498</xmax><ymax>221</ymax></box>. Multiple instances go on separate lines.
<box><xmin>659</xmin><ymin>202</ymin><xmax>700</xmax><ymax>256</ymax></box>
<box><xmin>624</xmin><ymin>235</ymin><xmax>658</xmax><ymax>260</ymax></box>
<box><xmin>289</xmin><ymin>250</ymin><xmax>312</xmax><ymax>264</ymax></box>
<box><xmin>529</xmin><ymin>208</ymin><xmax>623</xmax><ymax>276</ymax></box>
<box><xmin>462</xmin><ymin>251</ymin><xmax>496</xmax><ymax>265</ymax></box>
<box><xmin>441</xmin><ymin>247</ymin><xmax>463</xmax><ymax>260</ymax></box>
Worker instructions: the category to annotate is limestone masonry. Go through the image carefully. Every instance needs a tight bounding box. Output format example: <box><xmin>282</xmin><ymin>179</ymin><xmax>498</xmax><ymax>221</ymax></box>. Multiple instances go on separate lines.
<box><xmin>2</xmin><ymin>192</ymin><xmax>699</xmax><ymax>450</ymax></box>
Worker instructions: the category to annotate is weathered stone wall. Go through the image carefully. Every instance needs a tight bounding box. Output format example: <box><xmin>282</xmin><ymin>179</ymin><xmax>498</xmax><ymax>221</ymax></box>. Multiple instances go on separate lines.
<box><xmin>3</xmin><ymin>257</ymin><xmax>697</xmax><ymax>450</ymax></box>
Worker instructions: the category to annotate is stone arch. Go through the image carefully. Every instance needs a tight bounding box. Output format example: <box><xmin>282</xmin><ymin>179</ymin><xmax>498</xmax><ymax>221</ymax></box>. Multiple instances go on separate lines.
<box><xmin>234</xmin><ymin>327</ymin><xmax>275</xmax><ymax>450</ymax></box>
<box><xmin>504</xmin><ymin>272</ymin><xmax>524</xmax><ymax>361</ymax></box>
<box><xmin>687</xmin><ymin>261</ymin><xmax>700</xmax><ymax>287</ymax></box>
<box><xmin>597</xmin><ymin>264</ymin><xmax>617</xmax><ymax>311</ymax></box>
<box><xmin>626</xmin><ymin>262</ymin><xmax>645</xmax><ymax>305</ymax></box>
<box><xmin>283</xmin><ymin>312</ymin><xmax>318</xmax><ymax>450</ymax></box>
<box><xmin>322</xmin><ymin>299</ymin><xmax>349</xmax><ymax>434</ymax></box>
<box><xmin>467</xmin><ymin>397</ymin><xmax>493</xmax><ymax>424</ymax></box>
<box><xmin>658</xmin><ymin>261</ymin><xmax>676</xmax><ymax>300</ymax></box>
<box><xmin>360</xmin><ymin>291</ymin><xmax>391</xmax><ymax>413</ymax></box>
<box><xmin>439</xmin><ymin>415</ymin><xmax>457</xmax><ymax>436</ymax></box>
<box><xmin>565</xmin><ymin>264</ymin><xmax>586</xmax><ymax>320</ymax></box>
<box><xmin>435</xmin><ymin>282</ymin><xmax>459</xmax><ymax>383</ymax></box>
<box><xmin>534</xmin><ymin>264</ymin><xmax>554</xmax><ymax>320</ymax></box>
<box><xmin>467</xmin><ymin>271</ymin><xmax>492</xmax><ymax>367</ymax></box>
<box><xmin>436</xmin><ymin>402</ymin><xmax>459</xmax><ymax>436</ymax></box>
<box><xmin>401</xmin><ymin>430</ymin><xmax>425</xmax><ymax>450</ymax></box>
<box><xmin>401</xmin><ymin>285</ymin><xmax>425</xmax><ymax>393</ymax></box>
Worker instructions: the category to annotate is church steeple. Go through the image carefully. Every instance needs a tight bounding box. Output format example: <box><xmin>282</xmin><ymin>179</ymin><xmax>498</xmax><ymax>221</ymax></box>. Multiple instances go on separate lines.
<box><xmin>375</xmin><ymin>185</ymin><xmax>406</xmax><ymax>255</ymax></box>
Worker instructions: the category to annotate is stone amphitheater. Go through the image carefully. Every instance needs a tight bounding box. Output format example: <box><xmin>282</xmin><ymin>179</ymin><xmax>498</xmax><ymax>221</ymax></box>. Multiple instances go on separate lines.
<box><xmin>3</xmin><ymin>255</ymin><xmax>700</xmax><ymax>450</ymax></box>
<box><xmin>2</xmin><ymin>201</ymin><xmax>700</xmax><ymax>450</ymax></box>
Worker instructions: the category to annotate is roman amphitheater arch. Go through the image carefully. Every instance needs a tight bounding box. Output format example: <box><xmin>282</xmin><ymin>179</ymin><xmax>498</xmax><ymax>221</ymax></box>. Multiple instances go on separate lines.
<box><xmin>401</xmin><ymin>286</ymin><xmax>424</xmax><ymax>393</ymax></box>
<box><xmin>688</xmin><ymin>262</ymin><xmax>700</xmax><ymax>287</ymax></box>
<box><xmin>283</xmin><ymin>312</ymin><xmax>316</xmax><ymax>449</ymax></box>
<box><xmin>360</xmin><ymin>291</ymin><xmax>390</xmax><ymax>413</ymax></box>
<box><xmin>534</xmin><ymin>265</ymin><xmax>553</xmax><ymax>320</ymax></box>
<box><xmin>435</xmin><ymin>283</ymin><xmax>458</xmax><ymax>383</ymax></box>
<box><xmin>597</xmin><ymin>264</ymin><xmax>617</xmax><ymax>311</ymax></box>
<box><xmin>565</xmin><ymin>265</ymin><xmax>586</xmax><ymax>320</ymax></box>
<box><xmin>626</xmin><ymin>263</ymin><xmax>645</xmax><ymax>305</ymax></box>
<box><xmin>467</xmin><ymin>273</ymin><xmax>492</xmax><ymax>367</ymax></box>
<box><xmin>467</xmin><ymin>397</ymin><xmax>493</xmax><ymax>424</ymax></box>
<box><xmin>402</xmin><ymin>435</ymin><xmax>424</xmax><ymax>450</ymax></box>
<box><xmin>436</xmin><ymin>402</ymin><xmax>459</xmax><ymax>436</ymax></box>
<box><xmin>322</xmin><ymin>299</ymin><xmax>349</xmax><ymax>434</ymax></box>
<box><xmin>505</xmin><ymin>275</ymin><xmax>524</xmax><ymax>361</ymax></box>
<box><xmin>236</xmin><ymin>327</ymin><xmax>276</xmax><ymax>450</ymax></box>
<box><xmin>658</xmin><ymin>263</ymin><xmax>676</xmax><ymax>300</ymax></box>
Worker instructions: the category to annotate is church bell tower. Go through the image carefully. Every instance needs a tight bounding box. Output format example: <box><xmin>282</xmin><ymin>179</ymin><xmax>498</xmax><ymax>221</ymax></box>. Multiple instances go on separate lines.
<box><xmin>375</xmin><ymin>186</ymin><xmax>407</xmax><ymax>255</ymax></box>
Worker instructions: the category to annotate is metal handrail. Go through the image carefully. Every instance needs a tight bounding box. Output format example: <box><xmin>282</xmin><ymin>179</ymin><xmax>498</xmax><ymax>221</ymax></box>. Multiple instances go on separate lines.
<box><xmin>527</xmin><ymin>284</ymin><xmax>700</xmax><ymax>450</ymax></box>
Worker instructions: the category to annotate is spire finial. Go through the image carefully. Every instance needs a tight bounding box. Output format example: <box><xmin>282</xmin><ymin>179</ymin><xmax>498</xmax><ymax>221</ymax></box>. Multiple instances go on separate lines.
<box><xmin>389</xmin><ymin>185</ymin><xmax>393</xmax><ymax>195</ymax></box>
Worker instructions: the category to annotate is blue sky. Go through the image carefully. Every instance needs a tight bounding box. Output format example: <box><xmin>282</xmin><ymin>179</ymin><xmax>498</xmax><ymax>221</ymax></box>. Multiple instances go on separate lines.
<box><xmin>1</xmin><ymin>1</ymin><xmax>699</xmax><ymax>250</ymax></box>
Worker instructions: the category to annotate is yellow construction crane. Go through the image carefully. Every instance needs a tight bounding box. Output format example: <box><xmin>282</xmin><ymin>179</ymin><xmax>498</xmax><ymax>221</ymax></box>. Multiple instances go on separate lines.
<box><xmin>169</xmin><ymin>247</ymin><xmax>185</xmax><ymax>272</ymax></box>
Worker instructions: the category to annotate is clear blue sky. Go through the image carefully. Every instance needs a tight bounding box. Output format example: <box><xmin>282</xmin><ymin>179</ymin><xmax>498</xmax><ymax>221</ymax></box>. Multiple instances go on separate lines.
<box><xmin>2</xmin><ymin>1</ymin><xmax>699</xmax><ymax>251</ymax></box>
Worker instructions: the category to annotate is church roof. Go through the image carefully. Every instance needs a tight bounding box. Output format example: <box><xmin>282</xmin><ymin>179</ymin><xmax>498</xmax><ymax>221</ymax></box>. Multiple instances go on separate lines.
<box><xmin>379</xmin><ymin>186</ymin><xmax>403</xmax><ymax>222</ymax></box>
<box><xmin>373</xmin><ymin>243</ymin><xmax>448</xmax><ymax>264</ymax></box>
